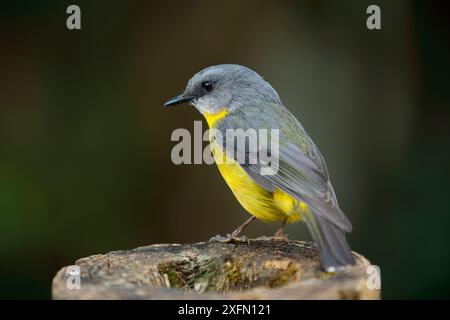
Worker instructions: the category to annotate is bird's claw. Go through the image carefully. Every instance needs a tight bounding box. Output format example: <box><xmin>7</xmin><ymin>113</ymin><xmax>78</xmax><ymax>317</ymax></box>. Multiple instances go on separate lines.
<box><xmin>209</xmin><ymin>234</ymin><xmax>250</xmax><ymax>244</ymax></box>
<box><xmin>255</xmin><ymin>234</ymin><xmax>291</xmax><ymax>242</ymax></box>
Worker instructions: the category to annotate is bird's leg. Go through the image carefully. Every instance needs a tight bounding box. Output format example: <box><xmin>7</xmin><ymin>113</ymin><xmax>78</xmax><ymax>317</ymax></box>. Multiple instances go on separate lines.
<box><xmin>273</xmin><ymin>219</ymin><xmax>290</xmax><ymax>241</ymax></box>
<box><xmin>230</xmin><ymin>216</ymin><xmax>256</xmax><ymax>238</ymax></box>
<box><xmin>209</xmin><ymin>216</ymin><xmax>256</xmax><ymax>243</ymax></box>
<box><xmin>274</xmin><ymin>219</ymin><xmax>287</xmax><ymax>237</ymax></box>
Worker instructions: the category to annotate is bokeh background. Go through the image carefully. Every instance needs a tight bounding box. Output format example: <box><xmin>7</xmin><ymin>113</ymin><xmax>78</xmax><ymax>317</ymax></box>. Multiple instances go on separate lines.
<box><xmin>0</xmin><ymin>0</ymin><xmax>449</xmax><ymax>299</ymax></box>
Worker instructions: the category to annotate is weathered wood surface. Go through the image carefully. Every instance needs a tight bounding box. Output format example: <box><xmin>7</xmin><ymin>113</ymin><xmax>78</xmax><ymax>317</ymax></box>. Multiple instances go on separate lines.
<box><xmin>52</xmin><ymin>239</ymin><xmax>380</xmax><ymax>300</ymax></box>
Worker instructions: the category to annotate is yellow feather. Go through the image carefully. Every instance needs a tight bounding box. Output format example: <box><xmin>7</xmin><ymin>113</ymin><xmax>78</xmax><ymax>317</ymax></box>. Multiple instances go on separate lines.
<box><xmin>205</xmin><ymin>108</ymin><xmax>304</xmax><ymax>224</ymax></box>
<box><xmin>204</xmin><ymin>109</ymin><xmax>230</xmax><ymax>127</ymax></box>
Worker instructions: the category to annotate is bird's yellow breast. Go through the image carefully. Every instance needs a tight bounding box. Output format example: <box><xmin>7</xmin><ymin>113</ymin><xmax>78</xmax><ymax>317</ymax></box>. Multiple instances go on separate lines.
<box><xmin>204</xmin><ymin>110</ymin><xmax>302</xmax><ymax>224</ymax></box>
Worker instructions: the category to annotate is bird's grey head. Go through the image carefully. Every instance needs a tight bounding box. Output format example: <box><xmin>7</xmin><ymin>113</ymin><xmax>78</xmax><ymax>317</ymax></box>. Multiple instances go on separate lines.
<box><xmin>164</xmin><ymin>64</ymin><xmax>282</xmax><ymax>114</ymax></box>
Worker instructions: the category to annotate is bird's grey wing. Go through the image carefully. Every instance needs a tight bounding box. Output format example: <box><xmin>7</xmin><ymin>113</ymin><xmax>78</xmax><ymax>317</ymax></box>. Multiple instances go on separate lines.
<box><xmin>215</xmin><ymin>106</ymin><xmax>352</xmax><ymax>232</ymax></box>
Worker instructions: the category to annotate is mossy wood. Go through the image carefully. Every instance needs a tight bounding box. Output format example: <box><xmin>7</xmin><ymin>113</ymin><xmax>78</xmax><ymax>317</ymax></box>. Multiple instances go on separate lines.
<box><xmin>52</xmin><ymin>240</ymin><xmax>380</xmax><ymax>299</ymax></box>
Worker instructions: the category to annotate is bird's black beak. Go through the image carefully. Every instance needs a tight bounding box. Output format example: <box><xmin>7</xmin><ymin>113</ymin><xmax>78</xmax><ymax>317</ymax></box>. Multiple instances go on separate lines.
<box><xmin>164</xmin><ymin>94</ymin><xmax>196</xmax><ymax>107</ymax></box>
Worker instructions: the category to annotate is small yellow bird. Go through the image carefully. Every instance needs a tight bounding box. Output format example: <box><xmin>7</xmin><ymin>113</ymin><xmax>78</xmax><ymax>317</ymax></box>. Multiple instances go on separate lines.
<box><xmin>165</xmin><ymin>64</ymin><xmax>355</xmax><ymax>271</ymax></box>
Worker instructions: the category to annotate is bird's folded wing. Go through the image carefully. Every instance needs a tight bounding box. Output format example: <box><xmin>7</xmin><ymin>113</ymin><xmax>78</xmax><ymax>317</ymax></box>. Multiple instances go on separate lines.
<box><xmin>215</xmin><ymin>108</ymin><xmax>352</xmax><ymax>232</ymax></box>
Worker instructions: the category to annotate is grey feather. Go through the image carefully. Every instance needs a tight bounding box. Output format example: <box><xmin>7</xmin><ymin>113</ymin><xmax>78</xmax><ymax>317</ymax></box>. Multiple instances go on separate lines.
<box><xmin>216</xmin><ymin>107</ymin><xmax>352</xmax><ymax>232</ymax></box>
<box><xmin>304</xmin><ymin>214</ymin><xmax>355</xmax><ymax>271</ymax></box>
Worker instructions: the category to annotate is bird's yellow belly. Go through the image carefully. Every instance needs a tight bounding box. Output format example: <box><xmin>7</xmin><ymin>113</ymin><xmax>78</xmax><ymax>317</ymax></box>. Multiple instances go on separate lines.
<box><xmin>211</xmin><ymin>141</ymin><xmax>302</xmax><ymax>224</ymax></box>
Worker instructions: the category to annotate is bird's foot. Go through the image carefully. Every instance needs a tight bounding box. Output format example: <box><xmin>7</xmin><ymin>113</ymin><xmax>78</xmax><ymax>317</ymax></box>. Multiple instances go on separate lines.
<box><xmin>255</xmin><ymin>231</ymin><xmax>290</xmax><ymax>242</ymax></box>
<box><xmin>209</xmin><ymin>234</ymin><xmax>250</xmax><ymax>244</ymax></box>
<box><xmin>273</xmin><ymin>228</ymin><xmax>290</xmax><ymax>241</ymax></box>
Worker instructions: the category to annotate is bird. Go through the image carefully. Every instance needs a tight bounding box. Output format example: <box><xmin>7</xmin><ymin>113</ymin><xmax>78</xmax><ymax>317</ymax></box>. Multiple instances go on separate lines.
<box><xmin>164</xmin><ymin>64</ymin><xmax>355</xmax><ymax>271</ymax></box>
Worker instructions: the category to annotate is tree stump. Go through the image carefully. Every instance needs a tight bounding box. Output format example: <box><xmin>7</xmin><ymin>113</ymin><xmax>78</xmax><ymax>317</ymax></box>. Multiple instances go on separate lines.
<box><xmin>52</xmin><ymin>239</ymin><xmax>380</xmax><ymax>299</ymax></box>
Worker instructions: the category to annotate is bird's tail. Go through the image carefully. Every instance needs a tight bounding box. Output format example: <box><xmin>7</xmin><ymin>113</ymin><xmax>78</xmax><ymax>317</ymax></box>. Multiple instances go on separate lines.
<box><xmin>303</xmin><ymin>209</ymin><xmax>355</xmax><ymax>272</ymax></box>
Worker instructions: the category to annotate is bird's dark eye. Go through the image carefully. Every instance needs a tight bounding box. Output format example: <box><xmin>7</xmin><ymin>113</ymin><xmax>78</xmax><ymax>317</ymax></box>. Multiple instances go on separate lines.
<box><xmin>201</xmin><ymin>81</ymin><xmax>213</xmax><ymax>92</ymax></box>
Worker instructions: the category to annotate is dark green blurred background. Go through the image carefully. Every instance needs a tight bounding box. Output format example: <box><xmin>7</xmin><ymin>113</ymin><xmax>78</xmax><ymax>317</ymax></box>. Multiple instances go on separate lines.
<box><xmin>0</xmin><ymin>0</ymin><xmax>449</xmax><ymax>299</ymax></box>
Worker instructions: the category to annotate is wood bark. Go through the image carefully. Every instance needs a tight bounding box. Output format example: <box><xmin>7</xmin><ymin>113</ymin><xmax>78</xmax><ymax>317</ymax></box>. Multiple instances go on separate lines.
<box><xmin>52</xmin><ymin>239</ymin><xmax>380</xmax><ymax>299</ymax></box>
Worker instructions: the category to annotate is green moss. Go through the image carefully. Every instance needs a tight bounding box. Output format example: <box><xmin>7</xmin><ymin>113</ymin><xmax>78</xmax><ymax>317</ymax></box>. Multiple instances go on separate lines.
<box><xmin>318</xmin><ymin>271</ymin><xmax>335</xmax><ymax>280</ymax></box>
<box><xmin>225</xmin><ymin>260</ymin><xmax>243</xmax><ymax>287</ymax></box>
<box><xmin>214</xmin><ymin>258</ymin><xmax>249</xmax><ymax>292</ymax></box>
<box><xmin>187</xmin><ymin>259</ymin><xmax>219</xmax><ymax>291</ymax></box>
<box><xmin>158</xmin><ymin>257</ymin><xmax>223</xmax><ymax>292</ymax></box>
<box><xmin>265</xmin><ymin>263</ymin><xmax>299</xmax><ymax>288</ymax></box>
<box><xmin>156</xmin><ymin>254</ymin><xmax>302</xmax><ymax>293</ymax></box>
<box><xmin>157</xmin><ymin>261</ymin><xmax>188</xmax><ymax>289</ymax></box>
